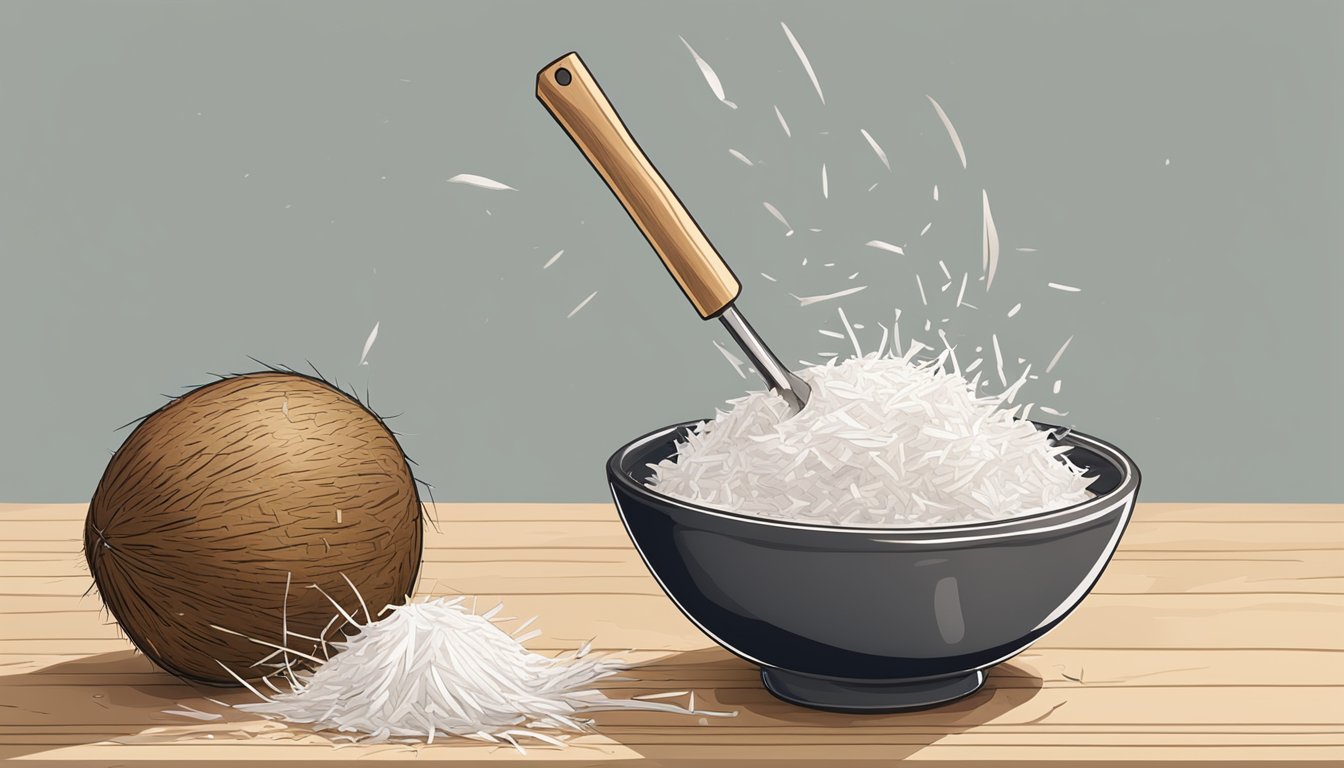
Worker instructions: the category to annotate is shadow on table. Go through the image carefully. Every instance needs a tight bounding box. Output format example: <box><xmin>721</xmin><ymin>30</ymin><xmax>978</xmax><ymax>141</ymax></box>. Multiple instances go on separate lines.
<box><xmin>596</xmin><ymin>646</ymin><xmax>1045</xmax><ymax>764</ymax></box>
<box><xmin>0</xmin><ymin>646</ymin><xmax>1043</xmax><ymax>763</ymax></box>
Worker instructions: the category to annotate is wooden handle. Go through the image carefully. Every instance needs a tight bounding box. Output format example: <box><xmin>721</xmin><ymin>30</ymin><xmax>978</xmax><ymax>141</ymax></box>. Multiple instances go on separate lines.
<box><xmin>537</xmin><ymin>52</ymin><xmax>740</xmax><ymax>319</ymax></box>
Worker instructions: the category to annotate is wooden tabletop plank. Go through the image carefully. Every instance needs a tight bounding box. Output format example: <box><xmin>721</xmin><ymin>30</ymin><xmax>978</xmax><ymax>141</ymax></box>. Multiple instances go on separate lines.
<box><xmin>0</xmin><ymin>502</ymin><xmax>1340</xmax><ymax>765</ymax></box>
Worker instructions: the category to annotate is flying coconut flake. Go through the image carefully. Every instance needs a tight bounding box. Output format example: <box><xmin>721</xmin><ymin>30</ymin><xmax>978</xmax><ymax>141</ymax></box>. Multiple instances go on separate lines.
<box><xmin>860</xmin><ymin>129</ymin><xmax>891</xmax><ymax>171</ymax></box>
<box><xmin>728</xmin><ymin>149</ymin><xmax>754</xmax><ymax>166</ymax></box>
<box><xmin>359</xmin><ymin>322</ymin><xmax>379</xmax><ymax>366</ymax></box>
<box><xmin>992</xmin><ymin>333</ymin><xmax>1007</xmax><ymax>387</ymax></box>
<box><xmin>713</xmin><ymin>340</ymin><xmax>748</xmax><ymax>379</ymax></box>
<box><xmin>1015</xmin><ymin>247</ymin><xmax>1038</xmax><ymax>253</ymax></box>
<box><xmin>921</xmin><ymin>222</ymin><xmax>932</xmax><ymax>237</ymax></box>
<box><xmin>679</xmin><ymin>36</ymin><xmax>737</xmax><ymax>109</ymax></box>
<box><xmin>1045</xmin><ymin>335</ymin><xmax>1074</xmax><ymax>374</ymax></box>
<box><xmin>781</xmin><ymin>22</ymin><xmax>825</xmax><ymax>104</ymax></box>
<box><xmin>543</xmin><ymin>249</ymin><xmax>564</xmax><ymax>269</ymax></box>
<box><xmin>821</xmin><ymin>164</ymin><xmax>829</xmax><ymax>198</ymax></box>
<box><xmin>447</xmin><ymin>174</ymin><xmax>516</xmax><ymax>191</ymax></box>
<box><xmin>868</xmin><ymin>182</ymin><xmax>880</xmax><ymax>192</ymax></box>
<box><xmin>1007</xmin><ymin>303</ymin><xmax>1022</xmax><ymax>318</ymax></box>
<box><xmin>956</xmin><ymin>272</ymin><xmax>968</xmax><ymax>307</ymax></box>
<box><xmin>926</xmin><ymin>95</ymin><xmax>967</xmax><ymax>169</ymax></box>
<box><xmin>789</xmin><ymin>285</ymin><xmax>868</xmax><ymax>306</ymax></box>
<box><xmin>819</xmin><ymin>329</ymin><xmax>845</xmax><ymax>339</ymax></box>
<box><xmin>982</xmin><ymin>190</ymin><xmax>1000</xmax><ymax>290</ymax></box>
<box><xmin>938</xmin><ymin>260</ymin><xmax>951</xmax><ymax>280</ymax></box>
<box><xmin>916</xmin><ymin>274</ymin><xmax>928</xmax><ymax>305</ymax></box>
<box><xmin>567</xmin><ymin>291</ymin><xmax>598</xmax><ymax>319</ymax></box>
<box><xmin>848</xmin><ymin>272</ymin><xmax>859</xmax><ymax>280</ymax></box>
<box><xmin>763</xmin><ymin>202</ymin><xmax>792</xmax><ymax>235</ymax></box>
<box><xmin>1165</xmin><ymin>158</ymin><xmax>1171</xmax><ymax>166</ymax></box>
<box><xmin>1053</xmin><ymin>379</ymin><xmax>1062</xmax><ymax>395</ymax></box>
<box><xmin>933</xmin><ymin>184</ymin><xmax>940</xmax><ymax>201</ymax></box>
<box><xmin>1039</xmin><ymin>406</ymin><xmax>1068</xmax><ymax>417</ymax></box>
<box><xmin>760</xmin><ymin>272</ymin><xmax>777</xmax><ymax>282</ymax></box>
<box><xmin>648</xmin><ymin>355</ymin><xmax>1094</xmax><ymax>527</ymax></box>
<box><xmin>235</xmin><ymin>597</ymin><xmax>732</xmax><ymax>747</ymax></box>
<box><xmin>774</xmin><ymin>105</ymin><xmax>791</xmax><ymax>137</ymax></box>
<box><xmin>865</xmin><ymin>240</ymin><xmax>904</xmax><ymax>255</ymax></box>
<box><xmin>837</xmin><ymin>307</ymin><xmax>862</xmax><ymax>358</ymax></box>
<box><xmin>1048</xmin><ymin>282</ymin><xmax>1081</xmax><ymax>293</ymax></box>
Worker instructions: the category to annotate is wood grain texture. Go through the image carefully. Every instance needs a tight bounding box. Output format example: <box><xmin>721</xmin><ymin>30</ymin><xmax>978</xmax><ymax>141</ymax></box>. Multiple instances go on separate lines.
<box><xmin>0</xmin><ymin>502</ymin><xmax>1339</xmax><ymax>766</ymax></box>
<box><xmin>536</xmin><ymin>52</ymin><xmax>740</xmax><ymax>318</ymax></box>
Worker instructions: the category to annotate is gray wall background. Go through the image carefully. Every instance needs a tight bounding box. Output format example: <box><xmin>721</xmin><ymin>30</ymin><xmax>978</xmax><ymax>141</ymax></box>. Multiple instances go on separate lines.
<box><xmin>2</xmin><ymin>0</ymin><xmax>1340</xmax><ymax>503</ymax></box>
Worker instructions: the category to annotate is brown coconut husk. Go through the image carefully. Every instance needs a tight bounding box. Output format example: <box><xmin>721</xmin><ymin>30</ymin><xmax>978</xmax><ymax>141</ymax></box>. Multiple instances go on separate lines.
<box><xmin>85</xmin><ymin>370</ymin><xmax>423</xmax><ymax>686</ymax></box>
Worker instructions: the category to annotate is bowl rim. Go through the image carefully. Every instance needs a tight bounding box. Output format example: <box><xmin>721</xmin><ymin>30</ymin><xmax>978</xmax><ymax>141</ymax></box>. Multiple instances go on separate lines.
<box><xmin>608</xmin><ymin>419</ymin><xmax>1141</xmax><ymax>541</ymax></box>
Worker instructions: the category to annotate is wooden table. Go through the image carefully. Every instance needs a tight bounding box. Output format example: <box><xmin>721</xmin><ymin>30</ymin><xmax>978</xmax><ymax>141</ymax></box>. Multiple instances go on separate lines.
<box><xmin>0</xmin><ymin>503</ymin><xmax>1339</xmax><ymax>766</ymax></box>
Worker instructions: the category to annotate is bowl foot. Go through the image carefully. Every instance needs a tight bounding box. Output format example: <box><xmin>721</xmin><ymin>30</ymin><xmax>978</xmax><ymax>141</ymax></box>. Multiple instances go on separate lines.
<box><xmin>760</xmin><ymin>668</ymin><xmax>986</xmax><ymax>713</ymax></box>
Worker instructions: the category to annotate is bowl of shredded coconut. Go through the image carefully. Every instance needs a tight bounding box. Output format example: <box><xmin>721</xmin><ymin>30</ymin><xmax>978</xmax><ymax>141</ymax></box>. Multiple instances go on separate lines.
<box><xmin>607</xmin><ymin>351</ymin><xmax>1140</xmax><ymax>712</ymax></box>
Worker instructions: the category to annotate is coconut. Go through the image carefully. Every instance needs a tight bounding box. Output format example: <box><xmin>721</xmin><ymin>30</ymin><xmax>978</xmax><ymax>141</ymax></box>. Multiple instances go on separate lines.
<box><xmin>85</xmin><ymin>371</ymin><xmax>423</xmax><ymax>686</ymax></box>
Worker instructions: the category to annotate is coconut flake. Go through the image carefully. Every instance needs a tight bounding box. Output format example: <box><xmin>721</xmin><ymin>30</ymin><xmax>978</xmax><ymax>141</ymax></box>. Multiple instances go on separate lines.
<box><xmin>982</xmin><ymin>190</ymin><xmax>1000</xmax><ymax>290</ymax></box>
<box><xmin>359</xmin><ymin>322</ymin><xmax>379</xmax><ymax>366</ymax></box>
<box><xmin>915</xmin><ymin>275</ymin><xmax>928</xmax><ymax>306</ymax></box>
<box><xmin>933</xmin><ymin>184</ymin><xmax>940</xmax><ymax>201</ymax></box>
<box><xmin>860</xmin><ymin>129</ymin><xmax>891</xmax><ymax>171</ymax></box>
<box><xmin>781</xmin><ymin>22</ymin><xmax>824</xmax><ymax>104</ymax></box>
<box><xmin>1048</xmin><ymin>282</ymin><xmax>1081</xmax><ymax>293</ymax></box>
<box><xmin>728</xmin><ymin>149</ymin><xmax>754</xmax><ymax>166</ymax></box>
<box><xmin>774</xmin><ymin>105</ymin><xmax>791</xmax><ymax>138</ymax></box>
<box><xmin>679</xmin><ymin>37</ymin><xmax>737</xmax><ymax>109</ymax></box>
<box><xmin>1007</xmin><ymin>303</ymin><xmax>1022</xmax><ymax>318</ymax></box>
<box><xmin>821</xmin><ymin>164</ymin><xmax>829</xmax><ymax>199</ymax></box>
<box><xmin>1053</xmin><ymin>379</ymin><xmax>1062</xmax><ymax>395</ymax></box>
<box><xmin>865</xmin><ymin>240</ymin><xmax>904</xmax><ymax>255</ymax></box>
<box><xmin>926</xmin><ymin>95</ymin><xmax>967</xmax><ymax>169</ymax></box>
<box><xmin>1015</xmin><ymin>247</ymin><xmax>1038</xmax><ymax>253</ymax></box>
<box><xmin>447</xmin><ymin>174</ymin><xmax>516</xmax><ymax>191</ymax></box>
<box><xmin>713</xmin><ymin>340</ymin><xmax>748</xmax><ymax>379</ymax></box>
<box><xmin>956</xmin><ymin>273</ymin><xmax>968</xmax><ymax>307</ymax></box>
<box><xmin>1045</xmin><ymin>335</ymin><xmax>1074</xmax><ymax>374</ymax></box>
<box><xmin>837</xmin><ymin>307</ymin><xmax>862</xmax><ymax>358</ymax></box>
<box><xmin>566</xmin><ymin>291</ymin><xmax>598</xmax><ymax>319</ymax></box>
<box><xmin>992</xmin><ymin>333</ymin><xmax>1007</xmax><ymax>387</ymax></box>
<box><xmin>760</xmin><ymin>272</ymin><xmax>777</xmax><ymax>282</ymax></box>
<box><xmin>543</xmin><ymin>250</ymin><xmax>564</xmax><ymax>269</ymax></box>
<box><xmin>763</xmin><ymin>202</ymin><xmax>792</xmax><ymax>233</ymax></box>
<box><xmin>235</xmin><ymin>598</ymin><xmax>733</xmax><ymax>746</ymax></box>
<box><xmin>789</xmin><ymin>285</ymin><xmax>868</xmax><ymax>306</ymax></box>
<box><xmin>921</xmin><ymin>222</ymin><xmax>932</xmax><ymax>237</ymax></box>
<box><xmin>648</xmin><ymin>354</ymin><xmax>1093</xmax><ymax>527</ymax></box>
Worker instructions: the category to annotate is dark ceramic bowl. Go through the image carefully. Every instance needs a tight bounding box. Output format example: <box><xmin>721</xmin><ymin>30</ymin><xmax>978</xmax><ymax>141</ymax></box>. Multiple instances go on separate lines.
<box><xmin>607</xmin><ymin>421</ymin><xmax>1141</xmax><ymax>713</ymax></box>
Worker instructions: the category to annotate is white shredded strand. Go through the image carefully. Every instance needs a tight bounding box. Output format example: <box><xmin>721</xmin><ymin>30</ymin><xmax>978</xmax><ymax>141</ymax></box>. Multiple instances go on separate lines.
<box><xmin>728</xmin><ymin>149</ymin><xmax>754</xmax><ymax>166</ymax></box>
<box><xmin>837</xmin><ymin>307</ymin><xmax>862</xmax><ymax>358</ymax></box>
<box><xmin>649</xmin><ymin>354</ymin><xmax>1093</xmax><ymax>527</ymax></box>
<box><xmin>760</xmin><ymin>272</ymin><xmax>777</xmax><ymax>282</ymax></box>
<box><xmin>567</xmin><ymin>291</ymin><xmax>598</xmax><ymax>319</ymax></box>
<box><xmin>789</xmin><ymin>285</ymin><xmax>868</xmax><ymax>306</ymax></box>
<box><xmin>713</xmin><ymin>340</ymin><xmax>749</xmax><ymax>379</ymax></box>
<box><xmin>679</xmin><ymin>36</ymin><xmax>737</xmax><ymax>109</ymax></box>
<box><xmin>926</xmin><ymin>95</ymin><xmax>967</xmax><ymax>169</ymax></box>
<box><xmin>921</xmin><ymin>222</ymin><xmax>932</xmax><ymax>237</ymax></box>
<box><xmin>1048</xmin><ymin>282</ymin><xmax>1081</xmax><ymax>293</ymax></box>
<box><xmin>781</xmin><ymin>22</ymin><xmax>824</xmax><ymax>104</ymax></box>
<box><xmin>982</xmin><ymin>190</ymin><xmax>1000</xmax><ymax>290</ymax></box>
<box><xmin>447</xmin><ymin>174</ymin><xmax>515</xmax><ymax>191</ymax></box>
<box><xmin>992</xmin><ymin>334</ymin><xmax>1007</xmax><ymax>387</ymax></box>
<box><xmin>860</xmin><ymin>129</ymin><xmax>891</xmax><ymax>171</ymax></box>
<box><xmin>774</xmin><ymin>105</ymin><xmax>791</xmax><ymax>137</ymax></box>
<box><xmin>543</xmin><ymin>250</ymin><xmax>564</xmax><ymax>269</ymax></box>
<box><xmin>763</xmin><ymin>202</ymin><xmax>792</xmax><ymax>234</ymax></box>
<box><xmin>359</xmin><ymin>322</ymin><xmax>379</xmax><ymax>366</ymax></box>
<box><xmin>1007</xmin><ymin>303</ymin><xmax>1022</xmax><ymax>318</ymax></box>
<box><xmin>916</xmin><ymin>274</ymin><xmax>928</xmax><ymax>306</ymax></box>
<box><xmin>821</xmin><ymin>164</ymin><xmax>829</xmax><ymax>199</ymax></box>
<box><xmin>865</xmin><ymin>240</ymin><xmax>904</xmax><ymax>255</ymax></box>
<box><xmin>1045</xmin><ymin>335</ymin><xmax>1074</xmax><ymax>374</ymax></box>
<box><xmin>236</xmin><ymin>598</ymin><xmax>732</xmax><ymax>746</ymax></box>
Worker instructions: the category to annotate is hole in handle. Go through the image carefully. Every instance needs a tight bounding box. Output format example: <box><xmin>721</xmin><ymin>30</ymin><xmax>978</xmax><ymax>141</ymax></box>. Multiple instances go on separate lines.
<box><xmin>554</xmin><ymin>68</ymin><xmax>572</xmax><ymax>86</ymax></box>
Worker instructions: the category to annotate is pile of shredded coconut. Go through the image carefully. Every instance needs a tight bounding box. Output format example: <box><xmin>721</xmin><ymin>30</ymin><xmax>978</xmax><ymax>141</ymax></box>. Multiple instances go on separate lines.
<box><xmin>648</xmin><ymin>350</ymin><xmax>1093</xmax><ymax>527</ymax></box>
<box><xmin>230</xmin><ymin>597</ymin><xmax>730</xmax><ymax>749</ymax></box>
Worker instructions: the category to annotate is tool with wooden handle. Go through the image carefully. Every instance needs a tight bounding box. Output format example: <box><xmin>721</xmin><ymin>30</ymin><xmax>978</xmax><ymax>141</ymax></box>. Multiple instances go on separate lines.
<box><xmin>537</xmin><ymin>52</ymin><xmax>811</xmax><ymax>414</ymax></box>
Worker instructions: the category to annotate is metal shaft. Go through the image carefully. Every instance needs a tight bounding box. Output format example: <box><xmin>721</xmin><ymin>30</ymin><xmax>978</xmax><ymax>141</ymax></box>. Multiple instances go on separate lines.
<box><xmin>719</xmin><ymin>305</ymin><xmax>812</xmax><ymax>414</ymax></box>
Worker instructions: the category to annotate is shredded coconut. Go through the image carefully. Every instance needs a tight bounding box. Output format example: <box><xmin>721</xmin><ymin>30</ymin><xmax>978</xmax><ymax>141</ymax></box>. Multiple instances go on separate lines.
<box><xmin>648</xmin><ymin>353</ymin><xmax>1093</xmax><ymax>527</ymax></box>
